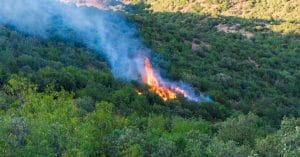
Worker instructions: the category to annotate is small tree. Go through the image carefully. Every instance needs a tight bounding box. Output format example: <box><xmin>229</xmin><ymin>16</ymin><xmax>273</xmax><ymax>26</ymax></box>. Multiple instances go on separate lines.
<box><xmin>217</xmin><ymin>113</ymin><xmax>260</xmax><ymax>146</ymax></box>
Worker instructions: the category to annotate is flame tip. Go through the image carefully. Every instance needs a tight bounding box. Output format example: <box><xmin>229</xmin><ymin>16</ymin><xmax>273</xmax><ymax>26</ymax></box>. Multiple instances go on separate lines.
<box><xmin>142</xmin><ymin>57</ymin><xmax>189</xmax><ymax>101</ymax></box>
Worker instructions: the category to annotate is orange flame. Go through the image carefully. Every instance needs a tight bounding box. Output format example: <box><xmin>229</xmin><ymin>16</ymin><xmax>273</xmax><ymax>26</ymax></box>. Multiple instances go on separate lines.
<box><xmin>136</xmin><ymin>90</ymin><xmax>143</xmax><ymax>95</ymax></box>
<box><xmin>142</xmin><ymin>58</ymin><xmax>187</xmax><ymax>101</ymax></box>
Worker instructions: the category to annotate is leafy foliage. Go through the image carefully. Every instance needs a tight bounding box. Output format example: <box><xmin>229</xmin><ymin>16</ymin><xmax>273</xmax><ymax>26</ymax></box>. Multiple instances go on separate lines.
<box><xmin>0</xmin><ymin>0</ymin><xmax>299</xmax><ymax>156</ymax></box>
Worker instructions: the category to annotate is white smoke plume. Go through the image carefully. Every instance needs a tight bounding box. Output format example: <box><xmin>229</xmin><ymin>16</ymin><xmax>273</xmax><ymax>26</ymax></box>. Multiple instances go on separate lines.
<box><xmin>0</xmin><ymin>0</ymin><xmax>211</xmax><ymax>102</ymax></box>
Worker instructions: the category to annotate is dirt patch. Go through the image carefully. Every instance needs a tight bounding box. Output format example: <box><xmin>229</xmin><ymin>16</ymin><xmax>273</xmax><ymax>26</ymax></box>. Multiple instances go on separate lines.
<box><xmin>246</xmin><ymin>57</ymin><xmax>260</xmax><ymax>68</ymax></box>
<box><xmin>216</xmin><ymin>24</ymin><xmax>254</xmax><ymax>38</ymax></box>
<box><xmin>59</xmin><ymin>0</ymin><xmax>125</xmax><ymax>10</ymax></box>
<box><xmin>191</xmin><ymin>42</ymin><xmax>199</xmax><ymax>52</ymax></box>
<box><xmin>191</xmin><ymin>39</ymin><xmax>211</xmax><ymax>52</ymax></box>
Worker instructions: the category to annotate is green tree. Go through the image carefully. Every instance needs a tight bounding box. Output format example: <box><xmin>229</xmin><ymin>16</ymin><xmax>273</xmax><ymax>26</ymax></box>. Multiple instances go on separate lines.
<box><xmin>256</xmin><ymin>117</ymin><xmax>300</xmax><ymax>157</ymax></box>
<box><xmin>217</xmin><ymin>113</ymin><xmax>261</xmax><ymax>146</ymax></box>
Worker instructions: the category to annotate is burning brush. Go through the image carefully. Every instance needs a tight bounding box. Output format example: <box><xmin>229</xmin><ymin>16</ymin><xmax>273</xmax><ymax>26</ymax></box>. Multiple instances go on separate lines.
<box><xmin>140</xmin><ymin>57</ymin><xmax>211</xmax><ymax>102</ymax></box>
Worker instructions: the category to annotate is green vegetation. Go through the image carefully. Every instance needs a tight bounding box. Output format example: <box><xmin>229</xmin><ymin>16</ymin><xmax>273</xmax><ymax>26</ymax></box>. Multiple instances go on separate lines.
<box><xmin>0</xmin><ymin>0</ymin><xmax>299</xmax><ymax>156</ymax></box>
<box><xmin>128</xmin><ymin>0</ymin><xmax>300</xmax><ymax>34</ymax></box>
<box><xmin>126</xmin><ymin>2</ymin><xmax>299</xmax><ymax>125</ymax></box>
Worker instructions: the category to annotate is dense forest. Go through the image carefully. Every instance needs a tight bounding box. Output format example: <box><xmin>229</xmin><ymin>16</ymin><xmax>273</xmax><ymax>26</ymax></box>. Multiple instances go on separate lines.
<box><xmin>0</xmin><ymin>0</ymin><xmax>299</xmax><ymax>156</ymax></box>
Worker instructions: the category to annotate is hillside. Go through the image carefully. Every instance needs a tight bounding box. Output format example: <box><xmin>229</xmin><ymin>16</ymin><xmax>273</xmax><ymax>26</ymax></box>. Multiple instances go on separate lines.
<box><xmin>128</xmin><ymin>0</ymin><xmax>300</xmax><ymax>34</ymax></box>
<box><xmin>0</xmin><ymin>0</ymin><xmax>299</xmax><ymax>156</ymax></box>
<box><xmin>126</xmin><ymin>1</ymin><xmax>300</xmax><ymax>122</ymax></box>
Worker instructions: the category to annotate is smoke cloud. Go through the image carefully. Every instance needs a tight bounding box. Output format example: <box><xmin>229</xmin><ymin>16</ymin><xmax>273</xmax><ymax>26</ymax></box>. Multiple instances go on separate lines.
<box><xmin>0</xmin><ymin>0</ymin><xmax>211</xmax><ymax>102</ymax></box>
<box><xmin>0</xmin><ymin>0</ymin><xmax>146</xmax><ymax>80</ymax></box>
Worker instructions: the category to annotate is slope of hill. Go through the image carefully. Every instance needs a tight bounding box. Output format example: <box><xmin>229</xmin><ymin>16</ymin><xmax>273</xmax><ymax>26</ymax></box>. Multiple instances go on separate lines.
<box><xmin>0</xmin><ymin>0</ymin><xmax>299</xmax><ymax>156</ymax></box>
<box><xmin>126</xmin><ymin>1</ymin><xmax>300</xmax><ymax>123</ymax></box>
<box><xmin>128</xmin><ymin>0</ymin><xmax>300</xmax><ymax>34</ymax></box>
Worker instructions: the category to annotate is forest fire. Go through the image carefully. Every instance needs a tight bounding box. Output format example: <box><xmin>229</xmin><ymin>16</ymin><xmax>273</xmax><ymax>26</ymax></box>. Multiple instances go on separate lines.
<box><xmin>142</xmin><ymin>58</ymin><xmax>187</xmax><ymax>101</ymax></box>
<box><xmin>136</xmin><ymin>90</ymin><xmax>143</xmax><ymax>95</ymax></box>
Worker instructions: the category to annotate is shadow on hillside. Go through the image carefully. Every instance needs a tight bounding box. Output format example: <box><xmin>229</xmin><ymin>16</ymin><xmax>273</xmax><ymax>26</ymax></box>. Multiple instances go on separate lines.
<box><xmin>124</xmin><ymin>2</ymin><xmax>300</xmax><ymax>124</ymax></box>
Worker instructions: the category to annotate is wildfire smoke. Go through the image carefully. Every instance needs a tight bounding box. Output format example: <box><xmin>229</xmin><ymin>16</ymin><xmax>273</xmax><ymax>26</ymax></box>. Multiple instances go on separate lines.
<box><xmin>0</xmin><ymin>0</ymin><xmax>211</xmax><ymax>102</ymax></box>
